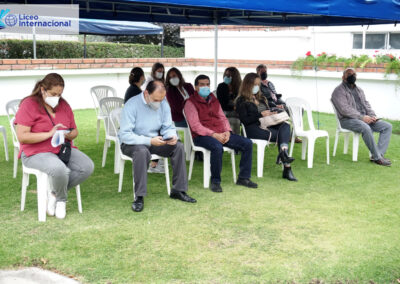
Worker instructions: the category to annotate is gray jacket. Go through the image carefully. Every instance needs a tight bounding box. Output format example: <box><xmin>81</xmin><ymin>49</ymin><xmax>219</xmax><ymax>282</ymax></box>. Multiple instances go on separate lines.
<box><xmin>331</xmin><ymin>82</ymin><xmax>375</xmax><ymax>120</ymax></box>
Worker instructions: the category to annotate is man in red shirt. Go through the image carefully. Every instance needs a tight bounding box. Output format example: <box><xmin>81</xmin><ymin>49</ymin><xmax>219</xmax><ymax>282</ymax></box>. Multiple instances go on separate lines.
<box><xmin>184</xmin><ymin>75</ymin><xmax>257</xmax><ymax>192</ymax></box>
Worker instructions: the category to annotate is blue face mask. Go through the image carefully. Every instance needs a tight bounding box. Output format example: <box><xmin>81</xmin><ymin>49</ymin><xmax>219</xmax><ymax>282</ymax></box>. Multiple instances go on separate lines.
<box><xmin>198</xmin><ymin>86</ymin><xmax>211</xmax><ymax>98</ymax></box>
<box><xmin>223</xmin><ymin>76</ymin><xmax>232</xmax><ymax>85</ymax></box>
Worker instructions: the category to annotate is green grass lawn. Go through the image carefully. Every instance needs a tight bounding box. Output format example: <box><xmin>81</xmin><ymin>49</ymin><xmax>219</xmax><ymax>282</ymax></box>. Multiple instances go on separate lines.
<box><xmin>0</xmin><ymin>109</ymin><xmax>399</xmax><ymax>283</ymax></box>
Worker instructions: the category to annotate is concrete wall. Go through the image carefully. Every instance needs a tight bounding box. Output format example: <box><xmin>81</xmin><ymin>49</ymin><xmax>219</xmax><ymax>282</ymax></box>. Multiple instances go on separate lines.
<box><xmin>1</xmin><ymin>62</ymin><xmax>399</xmax><ymax>120</ymax></box>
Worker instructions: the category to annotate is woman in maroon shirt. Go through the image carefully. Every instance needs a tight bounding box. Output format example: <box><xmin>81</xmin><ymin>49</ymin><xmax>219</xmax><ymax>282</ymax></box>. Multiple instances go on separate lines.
<box><xmin>165</xmin><ymin>67</ymin><xmax>195</xmax><ymax>127</ymax></box>
<box><xmin>15</xmin><ymin>73</ymin><xmax>94</xmax><ymax>219</ymax></box>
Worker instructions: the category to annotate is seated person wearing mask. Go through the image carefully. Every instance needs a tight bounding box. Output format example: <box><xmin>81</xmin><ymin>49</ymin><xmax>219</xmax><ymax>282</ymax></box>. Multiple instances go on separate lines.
<box><xmin>184</xmin><ymin>74</ymin><xmax>257</xmax><ymax>193</ymax></box>
<box><xmin>331</xmin><ymin>68</ymin><xmax>392</xmax><ymax>166</ymax></box>
<box><xmin>124</xmin><ymin>67</ymin><xmax>145</xmax><ymax>103</ymax></box>
<box><xmin>119</xmin><ymin>80</ymin><xmax>197</xmax><ymax>212</ymax></box>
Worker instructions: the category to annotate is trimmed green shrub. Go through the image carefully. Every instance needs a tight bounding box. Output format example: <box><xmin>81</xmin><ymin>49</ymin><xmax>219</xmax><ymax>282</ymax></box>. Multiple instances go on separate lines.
<box><xmin>0</xmin><ymin>39</ymin><xmax>184</xmax><ymax>59</ymax></box>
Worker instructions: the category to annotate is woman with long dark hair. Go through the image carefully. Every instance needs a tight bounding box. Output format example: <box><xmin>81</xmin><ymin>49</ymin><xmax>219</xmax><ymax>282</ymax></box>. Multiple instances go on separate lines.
<box><xmin>236</xmin><ymin>73</ymin><xmax>297</xmax><ymax>181</ymax></box>
<box><xmin>216</xmin><ymin>66</ymin><xmax>241</xmax><ymax>134</ymax></box>
<box><xmin>165</xmin><ymin>67</ymin><xmax>195</xmax><ymax>127</ymax></box>
<box><xmin>15</xmin><ymin>73</ymin><xmax>94</xmax><ymax>219</ymax></box>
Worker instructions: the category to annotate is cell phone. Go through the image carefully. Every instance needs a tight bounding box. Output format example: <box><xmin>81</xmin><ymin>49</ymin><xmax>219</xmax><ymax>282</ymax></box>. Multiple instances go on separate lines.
<box><xmin>163</xmin><ymin>137</ymin><xmax>173</xmax><ymax>141</ymax></box>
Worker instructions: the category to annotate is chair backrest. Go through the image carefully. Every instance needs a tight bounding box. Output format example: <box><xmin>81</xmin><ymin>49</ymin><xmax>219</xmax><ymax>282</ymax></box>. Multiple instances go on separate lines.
<box><xmin>109</xmin><ymin>107</ymin><xmax>123</xmax><ymax>146</ymax></box>
<box><xmin>99</xmin><ymin>97</ymin><xmax>124</xmax><ymax>136</ymax></box>
<box><xmin>90</xmin><ymin>85</ymin><xmax>117</xmax><ymax>116</ymax></box>
<box><xmin>182</xmin><ymin>110</ymin><xmax>196</xmax><ymax>148</ymax></box>
<box><xmin>9</xmin><ymin>117</ymin><xmax>20</xmax><ymax>148</ymax></box>
<box><xmin>330</xmin><ymin>100</ymin><xmax>345</xmax><ymax>131</ymax></box>
<box><xmin>241</xmin><ymin>123</ymin><xmax>248</xmax><ymax>138</ymax></box>
<box><xmin>286</xmin><ymin>97</ymin><xmax>316</xmax><ymax>132</ymax></box>
<box><xmin>6</xmin><ymin>99</ymin><xmax>21</xmax><ymax>121</ymax></box>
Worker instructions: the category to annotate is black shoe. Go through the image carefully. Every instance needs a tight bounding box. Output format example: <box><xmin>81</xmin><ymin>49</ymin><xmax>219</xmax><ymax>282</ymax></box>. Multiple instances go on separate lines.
<box><xmin>210</xmin><ymin>182</ymin><xmax>223</xmax><ymax>193</ymax></box>
<box><xmin>276</xmin><ymin>149</ymin><xmax>295</xmax><ymax>165</ymax></box>
<box><xmin>170</xmin><ymin>191</ymin><xmax>197</xmax><ymax>203</ymax></box>
<box><xmin>236</xmin><ymin>178</ymin><xmax>258</xmax><ymax>188</ymax></box>
<box><xmin>282</xmin><ymin>166</ymin><xmax>297</xmax><ymax>181</ymax></box>
<box><xmin>132</xmin><ymin>196</ymin><xmax>144</xmax><ymax>212</ymax></box>
<box><xmin>195</xmin><ymin>152</ymin><xmax>204</xmax><ymax>162</ymax></box>
<box><xmin>373</xmin><ymin>158</ymin><xmax>391</xmax><ymax>166</ymax></box>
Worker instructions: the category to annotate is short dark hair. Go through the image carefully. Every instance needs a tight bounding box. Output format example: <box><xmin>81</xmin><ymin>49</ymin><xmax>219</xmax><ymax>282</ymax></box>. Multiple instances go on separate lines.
<box><xmin>146</xmin><ymin>79</ymin><xmax>165</xmax><ymax>94</ymax></box>
<box><xmin>129</xmin><ymin>67</ymin><xmax>144</xmax><ymax>85</ymax></box>
<box><xmin>256</xmin><ymin>64</ymin><xmax>266</xmax><ymax>73</ymax></box>
<box><xmin>194</xmin><ymin>74</ymin><xmax>210</xmax><ymax>86</ymax></box>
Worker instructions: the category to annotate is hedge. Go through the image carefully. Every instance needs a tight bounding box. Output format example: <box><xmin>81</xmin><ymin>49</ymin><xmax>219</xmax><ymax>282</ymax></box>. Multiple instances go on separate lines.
<box><xmin>0</xmin><ymin>39</ymin><xmax>184</xmax><ymax>59</ymax></box>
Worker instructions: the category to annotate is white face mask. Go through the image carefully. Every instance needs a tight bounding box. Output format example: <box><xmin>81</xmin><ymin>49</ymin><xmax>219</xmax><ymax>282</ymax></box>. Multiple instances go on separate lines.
<box><xmin>44</xmin><ymin>94</ymin><xmax>60</xmax><ymax>108</ymax></box>
<box><xmin>169</xmin><ymin>77</ymin><xmax>180</xmax><ymax>86</ymax></box>
<box><xmin>252</xmin><ymin>85</ymin><xmax>260</xmax><ymax>95</ymax></box>
<box><xmin>155</xmin><ymin>71</ymin><xmax>163</xmax><ymax>79</ymax></box>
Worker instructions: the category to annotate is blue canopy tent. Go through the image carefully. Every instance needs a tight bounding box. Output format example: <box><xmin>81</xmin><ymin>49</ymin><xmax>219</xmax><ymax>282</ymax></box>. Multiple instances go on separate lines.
<box><xmin>4</xmin><ymin>0</ymin><xmax>399</xmax><ymax>83</ymax></box>
<box><xmin>78</xmin><ymin>18</ymin><xmax>163</xmax><ymax>58</ymax></box>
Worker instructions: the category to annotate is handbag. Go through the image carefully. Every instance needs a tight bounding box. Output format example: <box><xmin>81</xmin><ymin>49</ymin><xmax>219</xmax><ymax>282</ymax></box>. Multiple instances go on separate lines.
<box><xmin>259</xmin><ymin>111</ymin><xmax>290</xmax><ymax>129</ymax></box>
<box><xmin>44</xmin><ymin>107</ymin><xmax>72</xmax><ymax>164</ymax></box>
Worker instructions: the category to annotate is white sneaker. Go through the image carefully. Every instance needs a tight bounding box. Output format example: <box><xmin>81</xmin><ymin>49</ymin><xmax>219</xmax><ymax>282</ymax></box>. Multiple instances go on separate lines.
<box><xmin>47</xmin><ymin>192</ymin><xmax>56</xmax><ymax>216</ymax></box>
<box><xmin>55</xmin><ymin>201</ymin><xmax>66</xmax><ymax>219</ymax></box>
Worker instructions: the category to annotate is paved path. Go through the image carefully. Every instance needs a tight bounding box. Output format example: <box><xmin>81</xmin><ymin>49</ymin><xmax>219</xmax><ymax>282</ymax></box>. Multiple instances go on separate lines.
<box><xmin>0</xmin><ymin>267</ymin><xmax>80</xmax><ymax>284</ymax></box>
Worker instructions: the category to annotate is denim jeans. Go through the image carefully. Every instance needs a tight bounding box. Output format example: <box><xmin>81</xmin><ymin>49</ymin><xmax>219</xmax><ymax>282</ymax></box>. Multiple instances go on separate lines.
<box><xmin>194</xmin><ymin>133</ymin><xmax>253</xmax><ymax>184</ymax></box>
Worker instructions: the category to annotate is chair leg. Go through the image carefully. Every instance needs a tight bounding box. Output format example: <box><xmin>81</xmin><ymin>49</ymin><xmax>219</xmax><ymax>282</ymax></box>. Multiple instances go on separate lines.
<box><xmin>76</xmin><ymin>185</ymin><xmax>82</xmax><ymax>213</ymax></box>
<box><xmin>102</xmin><ymin>139</ymin><xmax>108</xmax><ymax>167</ymax></box>
<box><xmin>333</xmin><ymin>130</ymin><xmax>339</xmax><ymax>157</ymax></box>
<box><xmin>203</xmin><ymin>151</ymin><xmax>211</xmax><ymax>188</ymax></box>
<box><xmin>256</xmin><ymin>144</ymin><xmax>266</xmax><ymax>178</ymax></box>
<box><xmin>21</xmin><ymin>171</ymin><xmax>29</xmax><ymax>211</ymax></box>
<box><xmin>96</xmin><ymin>118</ymin><xmax>101</xmax><ymax>144</ymax></box>
<box><xmin>13</xmin><ymin>147</ymin><xmax>18</xmax><ymax>178</ymax></box>
<box><xmin>301</xmin><ymin>138</ymin><xmax>307</xmax><ymax>160</ymax></box>
<box><xmin>114</xmin><ymin>142</ymin><xmax>119</xmax><ymax>174</ymax></box>
<box><xmin>352</xmin><ymin>133</ymin><xmax>360</xmax><ymax>162</ymax></box>
<box><xmin>230</xmin><ymin>151</ymin><xmax>236</xmax><ymax>183</ymax></box>
<box><xmin>118</xmin><ymin>159</ymin><xmax>125</xmax><ymax>193</ymax></box>
<box><xmin>1</xmin><ymin>127</ymin><xmax>8</xmax><ymax>161</ymax></box>
<box><xmin>326</xmin><ymin>136</ymin><xmax>330</xmax><ymax>165</ymax></box>
<box><xmin>164</xmin><ymin>158</ymin><xmax>171</xmax><ymax>196</ymax></box>
<box><xmin>37</xmin><ymin>173</ymin><xmax>48</xmax><ymax>222</ymax></box>
<box><xmin>307</xmin><ymin>138</ymin><xmax>315</xmax><ymax>168</ymax></box>
<box><xmin>289</xmin><ymin>132</ymin><xmax>295</xmax><ymax>157</ymax></box>
<box><xmin>188</xmin><ymin>150</ymin><xmax>195</xmax><ymax>180</ymax></box>
<box><xmin>343</xmin><ymin>132</ymin><xmax>350</xmax><ymax>154</ymax></box>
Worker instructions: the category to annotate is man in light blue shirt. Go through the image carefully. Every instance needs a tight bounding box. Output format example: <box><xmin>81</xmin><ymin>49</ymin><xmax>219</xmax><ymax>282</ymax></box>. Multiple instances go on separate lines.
<box><xmin>119</xmin><ymin>80</ymin><xmax>196</xmax><ymax>212</ymax></box>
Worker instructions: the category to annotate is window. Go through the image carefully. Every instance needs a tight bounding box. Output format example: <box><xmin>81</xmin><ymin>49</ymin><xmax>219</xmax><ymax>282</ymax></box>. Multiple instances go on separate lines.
<box><xmin>389</xmin><ymin>33</ymin><xmax>400</xmax><ymax>49</ymax></box>
<box><xmin>353</xmin><ymin>34</ymin><xmax>363</xmax><ymax>49</ymax></box>
<box><xmin>365</xmin><ymin>34</ymin><xmax>386</xmax><ymax>49</ymax></box>
<box><xmin>353</xmin><ymin>32</ymin><xmax>400</xmax><ymax>50</ymax></box>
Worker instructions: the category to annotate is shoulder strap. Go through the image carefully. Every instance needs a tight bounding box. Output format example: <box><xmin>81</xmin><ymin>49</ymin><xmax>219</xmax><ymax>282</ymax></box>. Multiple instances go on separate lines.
<box><xmin>43</xmin><ymin>106</ymin><xmax>55</xmax><ymax>126</ymax></box>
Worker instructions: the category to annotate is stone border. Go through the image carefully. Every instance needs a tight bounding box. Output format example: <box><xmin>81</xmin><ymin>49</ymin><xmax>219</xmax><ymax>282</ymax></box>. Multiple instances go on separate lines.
<box><xmin>0</xmin><ymin>58</ymin><xmax>389</xmax><ymax>73</ymax></box>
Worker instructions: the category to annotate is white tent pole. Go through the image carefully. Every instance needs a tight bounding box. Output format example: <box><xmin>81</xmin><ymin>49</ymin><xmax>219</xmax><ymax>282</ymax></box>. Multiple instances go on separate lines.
<box><xmin>33</xmin><ymin>26</ymin><xmax>37</xmax><ymax>59</ymax></box>
<box><xmin>213</xmin><ymin>23</ymin><xmax>218</xmax><ymax>91</ymax></box>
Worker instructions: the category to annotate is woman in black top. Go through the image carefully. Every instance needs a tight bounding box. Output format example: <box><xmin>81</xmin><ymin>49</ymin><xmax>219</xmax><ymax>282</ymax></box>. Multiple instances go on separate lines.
<box><xmin>216</xmin><ymin>66</ymin><xmax>241</xmax><ymax>134</ymax></box>
<box><xmin>124</xmin><ymin>67</ymin><xmax>145</xmax><ymax>103</ymax></box>
<box><xmin>236</xmin><ymin>73</ymin><xmax>297</xmax><ymax>181</ymax></box>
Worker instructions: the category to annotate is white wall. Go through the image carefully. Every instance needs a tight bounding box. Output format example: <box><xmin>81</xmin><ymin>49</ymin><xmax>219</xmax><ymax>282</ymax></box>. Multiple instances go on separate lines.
<box><xmin>1</xmin><ymin>67</ymin><xmax>399</xmax><ymax>120</ymax></box>
<box><xmin>181</xmin><ymin>24</ymin><xmax>400</xmax><ymax>61</ymax></box>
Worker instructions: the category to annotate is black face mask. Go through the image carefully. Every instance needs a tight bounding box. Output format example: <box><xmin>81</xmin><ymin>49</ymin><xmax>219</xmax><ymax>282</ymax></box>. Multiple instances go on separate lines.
<box><xmin>260</xmin><ymin>72</ymin><xmax>267</xmax><ymax>80</ymax></box>
<box><xmin>346</xmin><ymin>74</ymin><xmax>356</xmax><ymax>84</ymax></box>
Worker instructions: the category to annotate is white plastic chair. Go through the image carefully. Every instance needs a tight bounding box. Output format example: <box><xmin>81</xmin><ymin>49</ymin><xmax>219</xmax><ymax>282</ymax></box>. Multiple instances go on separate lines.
<box><xmin>109</xmin><ymin>108</ymin><xmax>171</xmax><ymax>197</ymax></box>
<box><xmin>21</xmin><ymin>165</ymin><xmax>82</xmax><ymax>222</ymax></box>
<box><xmin>90</xmin><ymin>85</ymin><xmax>117</xmax><ymax>144</ymax></box>
<box><xmin>99</xmin><ymin>97</ymin><xmax>124</xmax><ymax>174</ymax></box>
<box><xmin>241</xmin><ymin>123</ymin><xmax>270</xmax><ymax>178</ymax></box>
<box><xmin>0</xmin><ymin>126</ymin><xmax>9</xmax><ymax>161</ymax></box>
<box><xmin>5</xmin><ymin>99</ymin><xmax>21</xmax><ymax>121</ymax></box>
<box><xmin>331</xmin><ymin>102</ymin><xmax>361</xmax><ymax>161</ymax></box>
<box><xmin>183</xmin><ymin>110</ymin><xmax>236</xmax><ymax>188</ymax></box>
<box><xmin>286</xmin><ymin>97</ymin><xmax>329</xmax><ymax>168</ymax></box>
<box><xmin>9</xmin><ymin>118</ymin><xmax>20</xmax><ymax>178</ymax></box>
<box><xmin>174</xmin><ymin>125</ymin><xmax>191</xmax><ymax>161</ymax></box>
